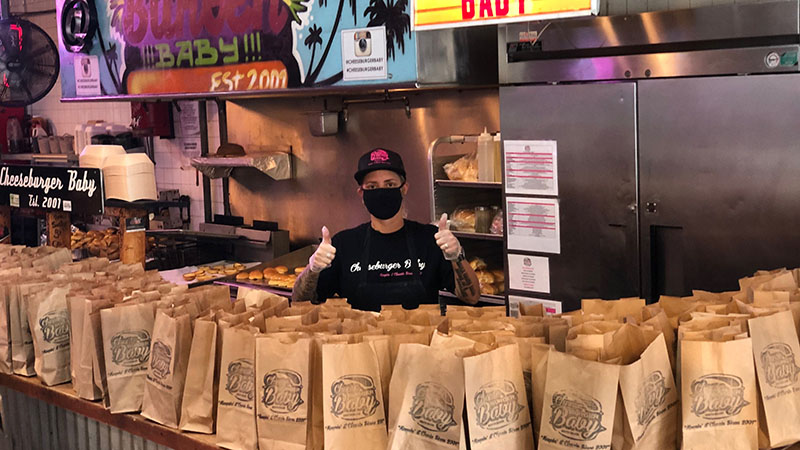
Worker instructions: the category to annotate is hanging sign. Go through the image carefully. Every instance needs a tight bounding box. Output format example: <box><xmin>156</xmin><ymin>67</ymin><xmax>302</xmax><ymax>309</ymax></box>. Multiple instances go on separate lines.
<box><xmin>413</xmin><ymin>0</ymin><xmax>597</xmax><ymax>30</ymax></box>
<box><xmin>0</xmin><ymin>166</ymin><xmax>104</xmax><ymax>215</ymax></box>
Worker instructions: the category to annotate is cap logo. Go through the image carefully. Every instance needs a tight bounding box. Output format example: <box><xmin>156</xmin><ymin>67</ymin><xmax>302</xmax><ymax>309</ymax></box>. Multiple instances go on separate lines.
<box><xmin>370</xmin><ymin>149</ymin><xmax>390</xmax><ymax>165</ymax></box>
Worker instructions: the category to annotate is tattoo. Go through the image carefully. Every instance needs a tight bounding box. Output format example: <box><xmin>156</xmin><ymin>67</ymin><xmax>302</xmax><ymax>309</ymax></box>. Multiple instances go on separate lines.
<box><xmin>292</xmin><ymin>268</ymin><xmax>320</xmax><ymax>303</ymax></box>
<box><xmin>453</xmin><ymin>260</ymin><xmax>478</xmax><ymax>300</ymax></box>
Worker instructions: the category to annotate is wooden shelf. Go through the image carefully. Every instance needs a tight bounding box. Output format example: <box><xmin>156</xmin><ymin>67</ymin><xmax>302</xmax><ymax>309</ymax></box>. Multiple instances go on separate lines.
<box><xmin>0</xmin><ymin>373</ymin><xmax>219</xmax><ymax>450</ymax></box>
<box><xmin>452</xmin><ymin>231</ymin><xmax>504</xmax><ymax>241</ymax></box>
<box><xmin>435</xmin><ymin>180</ymin><xmax>502</xmax><ymax>189</ymax></box>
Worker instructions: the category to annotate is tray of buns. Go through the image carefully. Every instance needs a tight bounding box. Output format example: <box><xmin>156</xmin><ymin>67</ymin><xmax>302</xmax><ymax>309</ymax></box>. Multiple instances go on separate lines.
<box><xmin>159</xmin><ymin>260</ymin><xmax>261</xmax><ymax>286</ymax></box>
<box><xmin>220</xmin><ymin>245</ymin><xmax>317</xmax><ymax>292</ymax></box>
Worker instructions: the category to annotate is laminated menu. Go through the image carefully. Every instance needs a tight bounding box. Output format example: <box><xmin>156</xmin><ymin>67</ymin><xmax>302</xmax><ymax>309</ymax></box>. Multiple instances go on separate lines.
<box><xmin>618</xmin><ymin>334</ymin><xmax>679</xmax><ymax>450</ymax></box>
<box><xmin>141</xmin><ymin>310</ymin><xmax>192</xmax><ymax>428</ymax></box>
<box><xmin>680</xmin><ymin>338</ymin><xmax>758</xmax><ymax>450</ymax></box>
<box><xmin>748</xmin><ymin>311</ymin><xmax>800</xmax><ymax>447</ymax></box>
<box><xmin>26</xmin><ymin>286</ymin><xmax>71</xmax><ymax>386</ymax></box>
<box><xmin>464</xmin><ymin>344</ymin><xmax>534</xmax><ymax>450</ymax></box>
<box><xmin>179</xmin><ymin>317</ymin><xmax>218</xmax><ymax>434</ymax></box>
<box><xmin>101</xmin><ymin>302</ymin><xmax>156</xmax><ymax>413</ymax></box>
<box><xmin>538</xmin><ymin>350</ymin><xmax>620</xmax><ymax>450</ymax></box>
<box><xmin>217</xmin><ymin>326</ymin><xmax>258</xmax><ymax>450</ymax></box>
<box><xmin>322</xmin><ymin>341</ymin><xmax>387</xmax><ymax>450</ymax></box>
<box><xmin>387</xmin><ymin>343</ymin><xmax>466</xmax><ymax>450</ymax></box>
<box><xmin>255</xmin><ymin>334</ymin><xmax>312</xmax><ymax>450</ymax></box>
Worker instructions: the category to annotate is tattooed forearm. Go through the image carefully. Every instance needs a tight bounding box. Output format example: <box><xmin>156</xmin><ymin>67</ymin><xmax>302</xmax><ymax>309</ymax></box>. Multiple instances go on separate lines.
<box><xmin>292</xmin><ymin>268</ymin><xmax>320</xmax><ymax>303</ymax></box>
<box><xmin>452</xmin><ymin>257</ymin><xmax>480</xmax><ymax>305</ymax></box>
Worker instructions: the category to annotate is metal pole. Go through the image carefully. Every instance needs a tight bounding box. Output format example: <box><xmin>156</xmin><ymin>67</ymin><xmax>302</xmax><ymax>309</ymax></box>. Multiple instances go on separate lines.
<box><xmin>0</xmin><ymin>0</ymin><xmax>10</xmax><ymax>19</ymax></box>
<box><xmin>216</xmin><ymin>99</ymin><xmax>231</xmax><ymax>216</ymax></box>
<box><xmin>199</xmin><ymin>101</ymin><xmax>212</xmax><ymax>224</ymax></box>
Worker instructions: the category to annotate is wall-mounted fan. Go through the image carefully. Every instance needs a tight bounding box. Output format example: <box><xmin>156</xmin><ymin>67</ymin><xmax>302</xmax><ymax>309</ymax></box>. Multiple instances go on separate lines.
<box><xmin>0</xmin><ymin>9</ymin><xmax>60</xmax><ymax>107</ymax></box>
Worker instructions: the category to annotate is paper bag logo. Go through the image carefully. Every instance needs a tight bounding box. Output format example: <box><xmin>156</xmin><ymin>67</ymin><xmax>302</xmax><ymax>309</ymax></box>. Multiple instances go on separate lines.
<box><xmin>110</xmin><ymin>330</ymin><xmax>151</xmax><ymax>367</ymax></box>
<box><xmin>635</xmin><ymin>371</ymin><xmax>670</xmax><ymax>428</ymax></box>
<box><xmin>760</xmin><ymin>343</ymin><xmax>800</xmax><ymax>389</ymax></box>
<box><xmin>149</xmin><ymin>340</ymin><xmax>172</xmax><ymax>380</ymax></box>
<box><xmin>474</xmin><ymin>380</ymin><xmax>525</xmax><ymax>430</ymax></box>
<box><xmin>262</xmin><ymin>369</ymin><xmax>304</xmax><ymax>414</ymax></box>
<box><xmin>39</xmin><ymin>310</ymin><xmax>70</xmax><ymax>345</ymax></box>
<box><xmin>330</xmin><ymin>374</ymin><xmax>380</xmax><ymax>420</ymax></box>
<box><xmin>226</xmin><ymin>358</ymin><xmax>255</xmax><ymax>402</ymax></box>
<box><xmin>549</xmin><ymin>391</ymin><xmax>606</xmax><ymax>441</ymax></box>
<box><xmin>409</xmin><ymin>381</ymin><xmax>458</xmax><ymax>432</ymax></box>
<box><xmin>690</xmin><ymin>374</ymin><xmax>749</xmax><ymax>420</ymax></box>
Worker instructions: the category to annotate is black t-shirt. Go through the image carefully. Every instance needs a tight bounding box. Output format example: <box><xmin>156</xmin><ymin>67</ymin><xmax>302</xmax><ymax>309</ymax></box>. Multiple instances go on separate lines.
<box><xmin>316</xmin><ymin>220</ymin><xmax>455</xmax><ymax>311</ymax></box>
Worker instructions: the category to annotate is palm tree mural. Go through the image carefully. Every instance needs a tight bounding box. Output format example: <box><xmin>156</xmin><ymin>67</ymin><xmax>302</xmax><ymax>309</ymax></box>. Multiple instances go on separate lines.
<box><xmin>305</xmin><ymin>0</ymin><xmax>410</xmax><ymax>86</ymax></box>
<box><xmin>303</xmin><ymin>0</ymin><xmax>360</xmax><ymax>86</ymax></box>
<box><xmin>365</xmin><ymin>0</ymin><xmax>410</xmax><ymax>61</ymax></box>
<box><xmin>303</xmin><ymin>25</ymin><xmax>324</xmax><ymax>76</ymax></box>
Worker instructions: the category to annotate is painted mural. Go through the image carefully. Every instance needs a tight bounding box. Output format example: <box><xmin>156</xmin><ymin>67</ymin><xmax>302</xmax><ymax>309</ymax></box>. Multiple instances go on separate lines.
<box><xmin>56</xmin><ymin>0</ymin><xmax>417</xmax><ymax>97</ymax></box>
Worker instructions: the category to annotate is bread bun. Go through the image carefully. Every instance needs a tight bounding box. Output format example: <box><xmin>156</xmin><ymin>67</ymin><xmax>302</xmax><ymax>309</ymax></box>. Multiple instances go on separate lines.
<box><xmin>476</xmin><ymin>270</ymin><xmax>496</xmax><ymax>285</ymax></box>
<box><xmin>275</xmin><ymin>266</ymin><xmax>289</xmax><ymax>275</ymax></box>
<box><xmin>491</xmin><ymin>270</ymin><xmax>505</xmax><ymax>283</ymax></box>
<box><xmin>294</xmin><ymin>266</ymin><xmax>305</xmax><ymax>275</ymax></box>
<box><xmin>224</xmin><ymin>268</ymin><xmax>238</xmax><ymax>275</ymax></box>
<box><xmin>469</xmin><ymin>257</ymin><xmax>488</xmax><ymax>271</ymax></box>
<box><xmin>236</xmin><ymin>272</ymin><xmax>249</xmax><ymax>281</ymax></box>
<box><xmin>480</xmin><ymin>284</ymin><xmax>498</xmax><ymax>295</ymax></box>
<box><xmin>249</xmin><ymin>270</ymin><xmax>263</xmax><ymax>280</ymax></box>
<box><xmin>183</xmin><ymin>273</ymin><xmax>196</xmax><ymax>281</ymax></box>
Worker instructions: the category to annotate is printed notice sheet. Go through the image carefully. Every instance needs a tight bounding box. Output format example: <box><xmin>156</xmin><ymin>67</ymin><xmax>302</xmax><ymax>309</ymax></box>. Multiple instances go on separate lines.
<box><xmin>506</xmin><ymin>196</ymin><xmax>561</xmax><ymax>254</ymax></box>
<box><xmin>504</xmin><ymin>140</ymin><xmax>558</xmax><ymax>196</ymax></box>
<box><xmin>508</xmin><ymin>295</ymin><xmax>562</xmax><ymax>316</ymax></box>
<box><xmin>508</xmin><ymin>254</ymin><xmax>550</xmax><ymax>294</ymax></box>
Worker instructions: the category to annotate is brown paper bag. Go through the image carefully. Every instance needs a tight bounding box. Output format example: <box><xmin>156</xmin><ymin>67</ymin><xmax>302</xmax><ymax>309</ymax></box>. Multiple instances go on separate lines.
<box><xmin>179</xmin><ymin>318</ymin><xmax>218</xmax><ymax>434</ymax></box>
<box><xmin>322</xmin><ymin>341</ymin><xmax>388</xmax><ymax>450</ymax></box>
<box><xmin>10</xmin><ymin>284</ymin><xmax>37</xmax><ymax>376</ymax></box>
<box><xmin>538</xmin><ymin>351</ymin><xmax>620</xmax><ymax>450</ymax></box>
<box><xmin>310</xmin><ymin>335</ymin><xmax>350</xmax><ymax>450</ymax></box>
<box><xmin>101</xmin><ymin>302</ymin><xmax>156</xmax><ymax>413</ymax></box>
<box><xmin>531</xmin><ymin>343</ymin><xmax>552</xmax><ymax>442</ymax></box>
<box><xmin>680</xmin><ymin>338</ymin><xmax>758</xmax><ymax>450</ymax></box>
<box><xmin>217</xmin><ymin>326</ymin><xmax>258</xmax><ymax>450</ymax></box>
<box><xmin>0</xmin><ymin>284</ymin><xmax>13</xmax><ymax>374</ymax></box>
<box><xmin>256</xmin><ymin>334</ymin><xmax>312</xmax><ymax>450</ymax></box>
<box><xmin>464</xmin><ymin>344</ymin><xmax>534</xmax><ymax>450</ymax></box>
<box><xmin>27</xmin><ymin>286</ymin><xmax>72</xmax><ymax>386</ymax></box>
<box><xmin>748</xmin><ymin>311</ymin><xmax>800</xmax><ymax>447</ymax></box>
<box><xmin>387</xmin><ymin>343</ymin><xmax>466</xmax><ymax>450</ymax></box>
<box><xmin>67</xmin><ymin>292</ymin><xmax>86</xmax><ymax>388</ymax></box>
<box><xmin>618</xmin><ymin>334</ymin><xmax>679</xmax><ymax>450</ymax></box>
<box><xmin>71</xmin><ymin>296</ymin><xmax>106</xmax><ymax>400</ymax></box>
<box><xmin>141</xmin><ymin>310</ymin><xmax>193</xmax><ymax>428</ymax></box>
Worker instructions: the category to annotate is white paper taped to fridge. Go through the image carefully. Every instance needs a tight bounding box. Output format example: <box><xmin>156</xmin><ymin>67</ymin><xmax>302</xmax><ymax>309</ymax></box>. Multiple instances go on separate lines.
<box><xmin>506</xmin><ymin>196</ymin><xmax>560</xmax><ymax>254</ymax></box>
<box><xmin>503</xmin><ymin>140</ymin><xmax>558</xmax><ymax>196</ymax></box>
<box><xmin>508</xmin><ymin>254</ymin><xmax>550</xmax><ymax>294</ymax></box>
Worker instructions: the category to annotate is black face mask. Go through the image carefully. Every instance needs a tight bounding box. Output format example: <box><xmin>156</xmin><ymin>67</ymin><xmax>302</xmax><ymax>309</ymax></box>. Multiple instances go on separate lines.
<box><xmin>363</xmin><ymin>186</ymin><xmax>403</xmax><ymax>220</ymax></box>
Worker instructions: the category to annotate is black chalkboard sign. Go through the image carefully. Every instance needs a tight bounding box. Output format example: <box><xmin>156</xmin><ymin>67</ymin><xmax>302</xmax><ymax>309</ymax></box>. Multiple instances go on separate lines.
<box><xmin>0</xmin><ymin>165</ymin><xmax>104</xmax><ymax>215</ymax></box>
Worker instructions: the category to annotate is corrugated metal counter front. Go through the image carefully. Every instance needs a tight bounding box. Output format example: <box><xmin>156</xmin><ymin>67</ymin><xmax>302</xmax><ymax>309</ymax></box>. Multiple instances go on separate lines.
<box><xmin>0</xmin><ymin>373</ymin><xmax>219</xmax><ymax>450</ymax></box>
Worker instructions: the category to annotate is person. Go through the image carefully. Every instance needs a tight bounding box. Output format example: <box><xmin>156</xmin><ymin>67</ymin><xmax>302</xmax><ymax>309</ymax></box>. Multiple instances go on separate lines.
<box><xmin>293</xmin><ymin>148</ymin><xmax>481</xmax><ymax>311</ymax></box>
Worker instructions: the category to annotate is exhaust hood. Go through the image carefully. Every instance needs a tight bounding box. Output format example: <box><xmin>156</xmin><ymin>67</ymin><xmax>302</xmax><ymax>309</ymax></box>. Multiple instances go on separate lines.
<box><xmin>499</xmin><ymin>1</ymin><xmax>800</xmax><ymax>84</ymax></box>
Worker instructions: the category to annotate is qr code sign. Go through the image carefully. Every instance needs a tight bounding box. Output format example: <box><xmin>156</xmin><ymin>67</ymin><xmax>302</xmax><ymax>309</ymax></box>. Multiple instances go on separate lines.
<box><xmin>63</xmin><ymin>200</ymin><xmax>72</xmax><ymax>212</ymax></box>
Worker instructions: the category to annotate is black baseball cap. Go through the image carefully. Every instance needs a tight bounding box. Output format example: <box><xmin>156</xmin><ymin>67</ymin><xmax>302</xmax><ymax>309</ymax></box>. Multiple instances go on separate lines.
<box><xmin>354</xmin><ymin>148</ymin><xmax>406</xmax><ymax>184</ymax></box>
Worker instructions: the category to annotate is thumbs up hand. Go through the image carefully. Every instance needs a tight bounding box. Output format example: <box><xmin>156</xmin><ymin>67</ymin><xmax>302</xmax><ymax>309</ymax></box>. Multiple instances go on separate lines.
<box><xmin>309</xmin><ymin>226</ymin><xmax>337</xmax><ymax>273</ymax></box>
<box><xmin>434</xmin><ymin>213</ymin><xmax>462</xmax><ymax>261</ymax></box>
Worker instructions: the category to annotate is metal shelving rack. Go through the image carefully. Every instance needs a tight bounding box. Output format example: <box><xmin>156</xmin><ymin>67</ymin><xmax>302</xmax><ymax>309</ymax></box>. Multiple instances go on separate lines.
<box><xmin>428</xmin><ymin>134</ymin><xmax>506</xmax><ymax>306</ymax></box>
